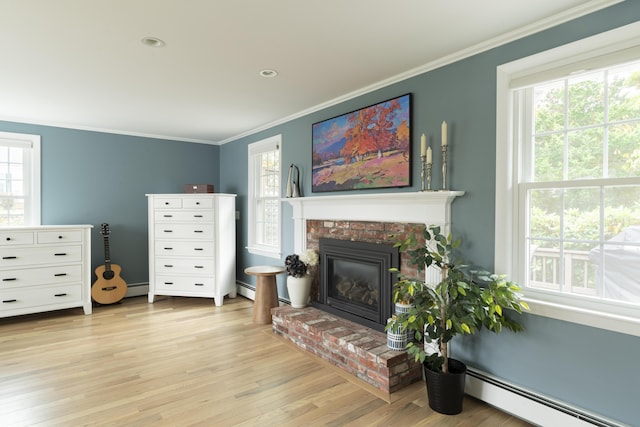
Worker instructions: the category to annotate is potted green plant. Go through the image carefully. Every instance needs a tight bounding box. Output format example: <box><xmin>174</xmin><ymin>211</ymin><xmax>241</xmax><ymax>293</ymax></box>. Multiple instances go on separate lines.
<box><xmin>391</xmin><ymin>276</ymin><xmax>423</xmax><ymax>315</ymax></box>
<box><xmin>386</xmin><ymin>225</ymin><xmax>529</xmax><ymax>415</ymax></box>
<box><xmin>284</xmin><ymin>249</ymin><xmax>318</xmax><ymax>308</ymax></box>
<box><xmin>386</xmin><ymin>276</ymin><xmax>424</xmax><ymax>350</ymax></box>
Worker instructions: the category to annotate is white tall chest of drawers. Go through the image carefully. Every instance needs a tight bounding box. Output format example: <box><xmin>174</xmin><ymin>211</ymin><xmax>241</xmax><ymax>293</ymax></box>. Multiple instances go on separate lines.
<box><xmin>0</xmin><ymin>225</ymin><xmax>93</xmax><ymax>317</ymax></box>
<box><xmin>147</xmin><ymin>193</ymin><xmax>237</xmax><ymax>306</ymax></box>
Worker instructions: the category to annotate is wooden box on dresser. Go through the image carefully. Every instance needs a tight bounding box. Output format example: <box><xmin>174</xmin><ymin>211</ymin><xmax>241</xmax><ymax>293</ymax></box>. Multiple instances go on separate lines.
<box><xmin>147</xmin><ymin>193</ymin><xmax>237</xmax><ymax>306</ymax></box>
<box><xmin>0</xmin><ymin>225</ymin><xmax>93</xmax><ymax>317</ymax></box>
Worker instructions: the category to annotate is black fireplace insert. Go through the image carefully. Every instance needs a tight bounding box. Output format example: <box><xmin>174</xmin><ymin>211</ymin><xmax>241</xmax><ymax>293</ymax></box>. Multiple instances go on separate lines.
<box><xmin>315</xmin><ymin>237</ymin><xmax>399</xmax><ymax>331</ymax></box>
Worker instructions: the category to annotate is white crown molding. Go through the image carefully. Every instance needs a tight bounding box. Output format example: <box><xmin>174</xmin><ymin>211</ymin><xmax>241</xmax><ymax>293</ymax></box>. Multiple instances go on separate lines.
<box><xmin>0</xmin><ymin>114</ymin><xmax>217</xmax><ymax>145</ymax></box>
<box><xmin>220</xmin><ymin>0</ymin><xmax>622</xmax><ymax>145</ymax></box>
<box><xmin>0</xmin><ymin>1</ymin><xmax>620</xmax><ymax>145</ymax></box>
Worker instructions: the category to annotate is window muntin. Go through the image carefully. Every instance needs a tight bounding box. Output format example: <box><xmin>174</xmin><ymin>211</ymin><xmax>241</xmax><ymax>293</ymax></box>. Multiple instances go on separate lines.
<box><xmin>247</xmin><ymin>135</ymin><xmax>281</xmax><ymax>258</ymax></box>
<box><xmin>0</xmin><ymin>132</ymin><xmax>40</xmax><ymax>226</ymax></box>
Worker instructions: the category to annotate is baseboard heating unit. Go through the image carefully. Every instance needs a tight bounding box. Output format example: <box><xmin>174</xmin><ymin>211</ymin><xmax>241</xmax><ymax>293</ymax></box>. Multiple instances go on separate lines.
<box><xmin>465</xmin><ymin>368</ymin><xmax>627</xmax><ymax>427</ymax></box>
<box><xmin>124</xmin><ymin>282</ymin><xmax>149</xmax><ymax>298</ymax></box>
<box><xmin>237</xmin><ymin>281</ymin><xmax>287</xmax><ymax>305</ymax></box>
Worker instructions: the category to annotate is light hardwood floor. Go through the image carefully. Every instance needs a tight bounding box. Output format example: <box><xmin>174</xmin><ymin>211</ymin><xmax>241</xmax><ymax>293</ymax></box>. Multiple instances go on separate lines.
<box><xmin>0</xmin><ymin>295</ymin><xmax>533</xmax><ymax>426</ymax></box>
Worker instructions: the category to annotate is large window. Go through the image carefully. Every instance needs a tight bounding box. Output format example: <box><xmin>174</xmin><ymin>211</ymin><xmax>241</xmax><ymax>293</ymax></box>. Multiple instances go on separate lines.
<box><xmin>496</xmin><ymin>23</ymin><xmax>640</xmax><ymax>336</ymax></box>
<box><xmin>0</xmin><ymin>131</ymin><xmax>40</xmax><ymax>226</ymax></box>
<box><xmin>247</xmin><ymin>135</ymin><xmax>281</xmax><ymax>258</ymax></box>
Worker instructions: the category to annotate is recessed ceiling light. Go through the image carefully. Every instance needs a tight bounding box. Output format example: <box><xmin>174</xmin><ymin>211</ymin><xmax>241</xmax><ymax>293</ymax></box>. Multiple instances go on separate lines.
<box><xmin>259</xmin><ymin>69</ymin><xmax>278</xmax><ymax>78</ymax></box>
<box><xmin>141</xmin><ymin>37</ymin><xmax>166</xmax><ymax>48</ymax></box>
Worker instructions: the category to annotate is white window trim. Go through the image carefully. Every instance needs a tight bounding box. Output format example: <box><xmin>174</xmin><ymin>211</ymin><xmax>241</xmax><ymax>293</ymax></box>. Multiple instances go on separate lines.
<box><xmin>495</xmin><ymin>21</ymin><xmax>640</xmax><ymax>337</ymax></box>
<box><xmin>0</xmin><ymin>131</ymin><xmax>41</xmax><ymax>226</ymax></box>
<box><xmin>247</xmin><ymin>134</ymin><xmax>281</xmax><ymax>259</ymax></box>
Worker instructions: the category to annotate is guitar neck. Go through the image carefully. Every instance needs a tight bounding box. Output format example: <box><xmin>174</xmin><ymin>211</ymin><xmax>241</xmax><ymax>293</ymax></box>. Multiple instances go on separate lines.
<box><xmin>103</xmin><ymin>235</ymin><xmax>112</xmax><ymax>271</ymax></box>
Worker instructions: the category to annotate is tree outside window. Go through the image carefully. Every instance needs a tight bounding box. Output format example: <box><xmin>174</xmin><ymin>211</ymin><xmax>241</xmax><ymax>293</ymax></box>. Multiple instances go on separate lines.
<box><xmin>523</xmin><ymin>61</ymin><xmax>640</xmax><ymax>305</ymax></box>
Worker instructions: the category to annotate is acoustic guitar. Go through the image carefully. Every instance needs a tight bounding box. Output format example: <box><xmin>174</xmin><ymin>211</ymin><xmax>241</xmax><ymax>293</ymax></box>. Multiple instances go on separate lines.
<box><xmin>91</xmin><ymin>223</ymin><xmax>127</xmax><ymax>304</ymax></box>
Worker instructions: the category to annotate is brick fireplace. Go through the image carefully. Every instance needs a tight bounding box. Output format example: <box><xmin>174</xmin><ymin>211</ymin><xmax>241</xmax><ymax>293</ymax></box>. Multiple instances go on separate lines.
<box><xmin>288</xmin><ymin>191</ymin><xmax>463</xmax><ymax>298</ymax></box>
<box><xmin>310</xmin><ymin>221</ymin><xmax>417</xmax><ymax>330</ymax></box>
<box><xmin>274</xmin><ymin>191</ymin><xmax>463</xmax><ymax>395</ymax></box>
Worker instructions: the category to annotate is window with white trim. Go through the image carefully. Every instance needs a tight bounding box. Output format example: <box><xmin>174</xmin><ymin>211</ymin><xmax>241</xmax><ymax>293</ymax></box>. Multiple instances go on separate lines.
<box><xmin>0</xmin><ymin>131</ymin><xmax>41</xmax><ymax>226</ymax></box>
<box><xmin>247</xmin><ymin>135</ymin><xmax>281</xmax><ymax>258</ymax></box>
<box><xmin>496</xmin><ymin>22</ymin><xmax>640</xmax><ymax>336</ymax></box>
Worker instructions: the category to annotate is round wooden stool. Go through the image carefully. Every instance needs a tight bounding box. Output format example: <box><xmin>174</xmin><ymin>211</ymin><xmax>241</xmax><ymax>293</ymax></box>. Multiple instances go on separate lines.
<box><xmin>244</xmin><ymin>265</ymin><xmax>286</xmax><ymax>324</ymax></box>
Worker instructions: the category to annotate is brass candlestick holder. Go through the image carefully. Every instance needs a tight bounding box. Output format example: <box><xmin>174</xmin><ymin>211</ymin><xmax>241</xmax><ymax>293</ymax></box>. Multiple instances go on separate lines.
<box><xmin>441</xmin><ymin>145</ymin><xmax>448</xmax><ymax>190</ymax></box>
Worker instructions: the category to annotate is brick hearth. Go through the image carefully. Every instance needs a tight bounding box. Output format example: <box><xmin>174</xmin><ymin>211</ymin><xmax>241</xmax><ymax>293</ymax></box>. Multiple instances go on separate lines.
<box><xmin>271</xmin><ymin>306</ymin><xmax>422</xmax><ymax>395</ymax></box>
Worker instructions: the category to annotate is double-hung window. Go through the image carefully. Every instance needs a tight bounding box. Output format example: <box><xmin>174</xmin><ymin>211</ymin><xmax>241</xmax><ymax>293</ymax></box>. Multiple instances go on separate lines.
<box><xmin>247</xmin><ymin>135</ymin><xmax>281</xmax><ymax>258</ymax></box>
<box><xmin>496</xmin><ymin>23</ymin><xmax>640</xmax><ymax>335</ymax></box>
<box><xmin>0</xmin><ymin>131</ymin><xmax>41</xmax><ymax>226</ymax></box>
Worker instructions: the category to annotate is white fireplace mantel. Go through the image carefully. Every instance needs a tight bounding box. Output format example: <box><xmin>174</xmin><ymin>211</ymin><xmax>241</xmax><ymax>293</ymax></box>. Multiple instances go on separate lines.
<box><xmin>284</xmin><ymin>191</ymin><xmax>464</xmax><ymax>253</ymax></box>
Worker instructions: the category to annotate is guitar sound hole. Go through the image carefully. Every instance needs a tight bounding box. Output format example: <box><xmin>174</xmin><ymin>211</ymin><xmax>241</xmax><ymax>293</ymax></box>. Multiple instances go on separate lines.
<box><xmin>103</xmin><ymin>270</ymin><xmax>115</xmax><ymax>280</ymax></box>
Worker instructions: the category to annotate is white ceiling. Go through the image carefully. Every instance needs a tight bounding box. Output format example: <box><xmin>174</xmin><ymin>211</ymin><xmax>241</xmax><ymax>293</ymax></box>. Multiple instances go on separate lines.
<box><xmin>0</xmin><ymin>0</ymin><xmax>619</xmax><ymax>144</ymax></box>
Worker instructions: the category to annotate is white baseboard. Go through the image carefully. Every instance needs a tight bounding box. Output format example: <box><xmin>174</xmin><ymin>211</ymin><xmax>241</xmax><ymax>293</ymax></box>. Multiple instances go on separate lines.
<box><xmin>126</xmin><ymin>282</ymin><xmax>250</xmax><ymax>301</ymax></box>
<box><xmin>124</xmin><ymin>282</ymin><xmax>148</xmax><ymax>298</ymax></box>
<box><xmin>237</xmin><ymin>281</ymin><xmax>256</xmax><ymax>301</ymax></box>
<box><xmin>237</xmin><ymin>280</ymin><xmax>288</xmax><ymax>305</ymax></box>
<box><xmin>465</xmin><ymin>368</ymin><xmax>624</xmax><ymax>427</ymax></box>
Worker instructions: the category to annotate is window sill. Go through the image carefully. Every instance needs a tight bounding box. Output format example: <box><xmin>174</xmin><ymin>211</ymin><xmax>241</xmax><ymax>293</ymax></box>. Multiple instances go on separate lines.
<box><xmin>246</xmin><ymin>245</ymin><xmax>281</xmax><ymax>260</ymax></box>
<box><xmin>524</xmin><ymin>294</ymin><xmax>640</xmax><ymax>338</ymax></box>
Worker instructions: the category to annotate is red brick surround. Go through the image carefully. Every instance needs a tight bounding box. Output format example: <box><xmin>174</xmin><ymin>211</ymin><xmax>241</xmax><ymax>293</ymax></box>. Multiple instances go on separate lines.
<box><xmin>272</xmin><ymin>305</ymin><xmax>422</xmax><ymax>395</ymax></box>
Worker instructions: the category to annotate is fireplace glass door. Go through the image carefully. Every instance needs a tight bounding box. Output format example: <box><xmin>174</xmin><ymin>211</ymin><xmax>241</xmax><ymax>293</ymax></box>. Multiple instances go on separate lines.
<box><xmin>318</xmin><ymin>238</ymin><xmax>398</xmax><ymax>330</ymax></box>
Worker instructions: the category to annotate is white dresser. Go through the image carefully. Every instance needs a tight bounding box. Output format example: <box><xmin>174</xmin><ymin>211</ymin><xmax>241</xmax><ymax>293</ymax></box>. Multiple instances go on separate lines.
<box><xmin>147</xmin><ymin>193</ymin><xmax>237</xmax><ymax>306</ymax></box>
<box><xmin>0</xmin><ymin>225</ymin><xmax>93</xmax><ymax>317</ymax></box>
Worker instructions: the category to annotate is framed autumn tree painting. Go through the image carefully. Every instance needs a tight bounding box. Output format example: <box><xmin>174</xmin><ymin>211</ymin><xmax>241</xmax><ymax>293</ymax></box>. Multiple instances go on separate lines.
<box><xmin>312</xmin><ymin>93</ymin><xmax>411</xmax><ymax>192</ymax></box>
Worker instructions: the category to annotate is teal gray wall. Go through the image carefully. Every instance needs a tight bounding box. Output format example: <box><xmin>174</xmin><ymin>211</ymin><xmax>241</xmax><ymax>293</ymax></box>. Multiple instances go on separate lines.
<box><xmin>0</xmin><ymin>120</ymin><xmax>220</xmax><ymax>284</ymax></box>
<box><xmin>1</xmin><ymin>2</ymin><xmax>638</xmax><ymax>424</ymax></box>
<box><xmin>221</xmin><ymin>2</ymin><xmax>640</xmax><ymax>425</ymax></box>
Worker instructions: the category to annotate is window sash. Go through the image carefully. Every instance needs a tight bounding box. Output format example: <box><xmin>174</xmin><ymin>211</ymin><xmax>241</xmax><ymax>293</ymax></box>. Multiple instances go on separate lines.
<box><xmin>0</xmin><ymin>132</ymin><xmax>40</xmax><ymax>226</ymax></box>
<box><xmin>247</xmin><ymin>135</ymin><xmax>281</xmax><ymax>258</ymax></box>
<box><xmin>516</xmin><ymin>79</ymin><xmax>640</xmax><ymax>305</ymax></box>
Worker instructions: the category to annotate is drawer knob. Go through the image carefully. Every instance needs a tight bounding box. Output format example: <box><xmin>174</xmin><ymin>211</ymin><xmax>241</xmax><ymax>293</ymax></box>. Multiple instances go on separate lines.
<box><xmin>2</xmin><ymin>256</ymin><xmax>17</xmax><ymax>260</ymax></box>
<box><xmin>194</xmin><ymin>215</ymin><xmax>203</xmax><ymax>218</ymax></box>
<box><xmin>2</xmin><ymin>278</ymin><xmax>17</xmax><ymax>281</ymax></box>
<box><xmin>54</xmin><ymin>273</ymin><xmax>67</xmax><ymax>277</ymax></box>
<box><xmin>163</xmin><ymin>230</ymin><xmax>173</xmax><ymax>233</ymax></box>
<box><xmin>164</xmin><ymin>202</ymin><xmax>169</xmax><ymax>205</ymax></box>
<box><xmin>5</xmin><ymin>237</ymin><xmax>10</xmax><ymax>241</ymax></box>
<box><xmin>196</xmin><ymin>202</ymin><xmax>200</xmax><ymax>205</ymax></box>
<box><xmin>163</xmin><ymin>247</ymin><xmax>173</xmax><ymax>250</ymax></box>
<box><xmin>194</xmin><ymin>248</ymin><xmax>203</xmax><ymax>251</ymax></box>
<box><xmin>164</xmin><ymin>282</ymin><xmax>174</xmax><ymax>285</ymax></box>
<box><xmin>163</xmin><ymin>215</ymin><xmax>173</xmax><ymax>218</ymax></box>
<box><xmin>2</xmin><ymin>299</ymin><xmax>17</xmax><ymax>303</ymax></box>
<box><xmin>194</xmin><ymin>283</ymin><xmax>204</xmax><ymax>286</ymax></box>
<box><xmin>54</xmin><ymin>253</ymin><xmax>67</xmax><ymax>256</ymax></box>
<box><xmin>58</xmin><ymin>235</ymin><xmax>63</xmax><ymax>239</ymax></box>
<box><xmin>194</xmin><ymin>230</ymin><xmax>203</xmax><ymax>233</ymax></box>
<box><xmin>164</xmin><ymin>264</ymin><xmax>173</xmax><ymax>268</ymax></box>
<box><xmin>194</xmin><ymin>265</ymin><xmax>204</xmax><ymax>269</ymax></box>
<box><xmin>54</xmin><ymin>293</ymin><xmax>68</xmax><ymax>297</ymax></box>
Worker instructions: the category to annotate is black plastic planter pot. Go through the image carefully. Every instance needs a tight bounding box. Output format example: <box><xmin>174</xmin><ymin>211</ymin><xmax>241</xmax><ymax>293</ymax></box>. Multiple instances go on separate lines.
<box><xmin>423</xmin><ymin>358</ymin><xmax>467</xmax><ymax>415</ymax></box>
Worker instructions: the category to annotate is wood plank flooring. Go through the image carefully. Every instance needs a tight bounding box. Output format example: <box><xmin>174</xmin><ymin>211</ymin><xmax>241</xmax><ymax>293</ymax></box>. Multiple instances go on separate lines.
<box><xmin>0</xmin><ymin>295</ymin><xmax>533</xmax><ymax>426</ymax></box>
